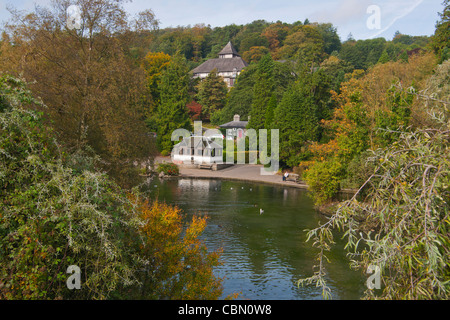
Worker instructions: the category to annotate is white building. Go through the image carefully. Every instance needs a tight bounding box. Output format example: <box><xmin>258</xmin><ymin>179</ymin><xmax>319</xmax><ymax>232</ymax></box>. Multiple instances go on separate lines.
<box><xmin>191</xmin><ymin>42</ymin><xmax>248</xmax><ymax>87</ymax></box>
<box><xmin>171</xmin><ymin>136</ymin><xmax>223</xmax><ymax>165</ymax></box>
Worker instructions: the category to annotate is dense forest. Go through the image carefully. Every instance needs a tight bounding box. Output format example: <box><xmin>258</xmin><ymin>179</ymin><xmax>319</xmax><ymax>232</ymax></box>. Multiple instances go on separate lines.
<box><xmin>0</xmin><ymin>0</ymin><xmax>449</xmax><ymax>300</ymax></box>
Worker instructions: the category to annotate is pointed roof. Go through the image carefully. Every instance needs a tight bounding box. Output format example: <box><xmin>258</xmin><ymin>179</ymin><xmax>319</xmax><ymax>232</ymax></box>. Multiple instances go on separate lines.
<box><xmin>191</xmin><ymin>41</ymin><xmax>247</xmax><ymax>78</ymax></box>
<box><xmin>218</xmin><ymin>41</ymin><xmax>239</xmax><ymax>57</ymax></box>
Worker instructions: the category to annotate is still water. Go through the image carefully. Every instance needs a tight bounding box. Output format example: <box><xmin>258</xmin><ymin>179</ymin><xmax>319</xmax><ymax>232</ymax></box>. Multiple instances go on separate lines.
<box><xmin>145</xmin><ymin>178</ymin><xmax>365</xmax><ymax>300</ymax></box>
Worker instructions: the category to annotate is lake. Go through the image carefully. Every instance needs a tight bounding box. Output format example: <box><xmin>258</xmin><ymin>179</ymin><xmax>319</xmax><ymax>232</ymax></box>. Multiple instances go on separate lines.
<box><xmin>144</xmin><ymin>177</ymin><xmax>365</xmax><ymax>300</ymax></box>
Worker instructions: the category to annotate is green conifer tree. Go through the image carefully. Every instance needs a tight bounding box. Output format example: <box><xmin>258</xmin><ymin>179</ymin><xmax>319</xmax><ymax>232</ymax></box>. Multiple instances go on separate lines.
<box><xmin>248</xmin><ymin>54</ymin><xmax>274</xmax><ymax>130</ymax></box>
<box><xmin>378</xmin><ymin>49</ymin><xmax>390</xmax><ymax>64</ymax></box>
<box><xmin>196</xmin><ymin>68</ymin><xmax>228</xmax><ymax>121</ymax></box>
<box><xmin>264</xmin><ymin>94</ymin><xmax>278</xmax><ymax>129</ymax></box>
<box><xmin>156</xmin><ymin>53</ymin><xmax>192</xmax><ymax>154</ymax></box>
<box><xmin>399</xmin><ymin>50</ymin><xmax>409</xmax><ymax>63</ymax></box>
<box><xmin>273</xmin><ymin>81</ymin><xmax>320</xmax><ymax>166</ymax></box>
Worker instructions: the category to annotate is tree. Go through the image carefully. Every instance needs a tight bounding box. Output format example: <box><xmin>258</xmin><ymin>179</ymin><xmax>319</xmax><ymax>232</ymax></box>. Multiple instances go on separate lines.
<box><xmin>133</xmin><ymin>200</ymin><xmax>224</xmax><ymax>299</ymax></box>
<box><xmin>301</xmin><ymin>52</ymin><xmax>438</xmax><ymax>206</ymax></box>
<box><xmin>303</xmin><ymin>78</ymin><xmax>370</xmax><ymax>205</ymax></box>
<box><xmin>242</xmin><ymin>46</ymin><xmax>270</xmax><ymax>64</ymax></box>
<box><xmin>156</xmin><ymin>53</ymin><xmax>192</xmax><ymax>154</ymax></box>
<box><xmin>248</xmin><ymin>54</ymin><xmax>275</xmax><ymax>130</ymax></box>
<box><xmin>378</xmin><ymin>50</ymin><xmax>391</xmax><ymax>64</ymax></box>
<box><xmin>196</xmin><ymin>69</ymin><xmax>228</xmax><ymax>121</ymax></box>
<box><xmin>399</xmin><ymin>50</ymin><xmax>409</xmax><ymax>63</ymax></box>
<box><xmin>426</xmin><ymin>59</ymin><xmax>450</xmax><ymax>107</ymax></box>
<box><xmin>431</xmin><ymin>0</ymin><xmax>450</xmax><ymax>62</ymax></box>
<box><xmin>142</xmin><ymin>52</ymin><xmax>172</xmax><ymax>114</ymax></box>
<box><xmin>319</xmin><ymin>56</ymin><xmax>354</xmax><ymax>93</ymax></box>
<box><xmin>2</xmin><ymin>0</ymin><xmax>158</xmax><ymax>185</ymax></box>
<box><xmin>264</xmin><ymin>94</ymin><xmax>278</xmax><ymax>129</ymax></box>
<box><xmin>261</xmin><ymin>22</ymin><xmax>290</xmax><ymax>58</ymax></box>
<box><xmin>273</xmin><ymin>80</ymin><xmax>320</xmax><ymax>167</ymax></box>
<box><xmin>280</xmin><ymin>25</ymin><xmax>325</xmax><ymax>67</ymax></box>
<box><xmin>339</xmin><ymin>38</ymin><xmax>386</xmax><ymax>69</ymax></box>
<box><xmin>232</xmin><ymin>20</ymin><xmax>270</xmax><ymax>52</ymax></box>
<box><xmin>316</xmin><ymin>23</ymin><xmax>341</xmax><ymax>55</ymax></box>
<box><xmin>186</xmin><ymin>100</ymin><xmax>202</xmax><ymax>121</ymax></box>
<box><xmin>238</xmin><ymin>33</ymin><xmax>269</xmax><ymax>53</ymax></box>
<box><xmin>214</xmin><ymin>64</ymin><xmax>258</xmax><ymax>125</ymax></box>
<box><xmin>300</xmin><ymin>104</ymin><xmax>450</xmax><ymax>299</ymax></box>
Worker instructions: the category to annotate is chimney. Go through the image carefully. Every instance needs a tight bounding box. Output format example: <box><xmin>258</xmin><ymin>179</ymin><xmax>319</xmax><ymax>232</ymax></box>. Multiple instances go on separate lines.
<box><xmin>234</xmin><ymin>114</ymin><xmax>240</xmax><ymax>122</ymax></box>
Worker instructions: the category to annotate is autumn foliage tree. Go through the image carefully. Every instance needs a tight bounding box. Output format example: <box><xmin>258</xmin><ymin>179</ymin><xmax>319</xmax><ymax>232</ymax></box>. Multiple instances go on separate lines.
<box><xmin>261</xmin><ymin>22</ymin><xmax>289</xmax><ymax>58</ymax></box>
<box><xmin>280</xmin><ymin>25</ymin><xmax>326</xmax><ymax>67</ymax></box>
<box><xmin>142</xmin><ymin>52</ymin><xmax>172</xmax><ymax>115</ymax></box>
<box><xmin>1</xmin><ymin>0</ymin><xmax>158</xmax><ymax>186</ymax></box>
<box><xmin>303</xmin><ymin>53</ymin><xmax>438</xmax><ymax>205</ymax></box>
<box><xmin>133</xmin><ymin>200</ymin><xmax>223</xmax><ymax>300</ymax></box>
<box><xmin>242</xmin><ymin>46</ymin><xmax>270</xmax><ymax>64</ymax></box>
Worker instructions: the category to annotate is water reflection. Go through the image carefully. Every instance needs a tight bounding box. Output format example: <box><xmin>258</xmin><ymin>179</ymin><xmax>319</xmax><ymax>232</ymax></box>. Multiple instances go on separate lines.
<box><xmin>145</xmin><ymin>178</ymin><xmax>365</xmax><ymax>300</ymax></box>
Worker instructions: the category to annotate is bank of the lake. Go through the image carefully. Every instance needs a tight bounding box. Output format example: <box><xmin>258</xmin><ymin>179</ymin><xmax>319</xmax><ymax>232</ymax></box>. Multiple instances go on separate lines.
<box><xmin>155</xmin><ymin>156</ymin><xmax>308</xmax><ymax>189</ymax></box>
<box><xmin>155</xmin><ymin>157</ymin><xmax>357</xmax><ymax>217</ymax></box>
<box><xmin>180</xmin><ymin>164</ymin><xmax>308</xmax><ymax>189</ymax></box>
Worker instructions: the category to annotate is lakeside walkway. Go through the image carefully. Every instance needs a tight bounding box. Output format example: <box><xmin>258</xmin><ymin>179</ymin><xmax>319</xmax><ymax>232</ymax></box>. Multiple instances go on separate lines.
<box><xmin>155</xmin><ymin>157</ymin><xmax>308</xmax><ymax>189</ymax></box>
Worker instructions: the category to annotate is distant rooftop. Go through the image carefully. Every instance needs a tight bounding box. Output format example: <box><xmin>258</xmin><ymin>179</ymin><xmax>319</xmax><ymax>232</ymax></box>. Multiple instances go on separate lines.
<box><xmin>218</xmin><ymin>41</ymin><xmax>240</xmax><ymax>57</ymax></box>
<box><xmin>219</xmin><ymin>114</ymin><xmax>248</xmax><ymax>129</ymax></box>
<box><xmin>191</xmin><ymin>57</ymin><xmax>248</xmax><ymax>74</ymax></box>
<box><xmin>192</xmin><ymin>42</ymin><xmax>248</xmax><ymax>75</ymax></box>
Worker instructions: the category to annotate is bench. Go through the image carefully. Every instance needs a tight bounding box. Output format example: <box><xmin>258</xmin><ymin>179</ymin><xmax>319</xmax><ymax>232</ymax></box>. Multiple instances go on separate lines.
<box><xmin>286</xmin><ymin>173</ymin><xmax>300</xmax><ymax>182</ymax></box>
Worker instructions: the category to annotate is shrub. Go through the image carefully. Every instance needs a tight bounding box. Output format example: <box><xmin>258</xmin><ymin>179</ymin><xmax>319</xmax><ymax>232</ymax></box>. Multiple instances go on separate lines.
<box><xmin>340</xmin><ymin>150</ymin><xmax>377</xmax><ymax>191</ymax></box>
<box><xmin>132</xmin><ymin>200</ymin><xmax>224</xmax><ymax>299</ymax></box>
<box><xmin>303</xmin><ymin>158</ymin><xmax>344</xmax><ymax>206</ymax></box>
<box><xmin>157</xmin><ymin>162</ymin><xmax>180</xmax><ymax>176</ymax></box>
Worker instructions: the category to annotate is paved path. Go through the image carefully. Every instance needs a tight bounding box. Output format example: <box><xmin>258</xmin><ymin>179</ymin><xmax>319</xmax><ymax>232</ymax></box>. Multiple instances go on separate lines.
<box><xmin>155</xmin><ymin>157</ymin><xmax>308</xmax><ymax>189</ymax></box>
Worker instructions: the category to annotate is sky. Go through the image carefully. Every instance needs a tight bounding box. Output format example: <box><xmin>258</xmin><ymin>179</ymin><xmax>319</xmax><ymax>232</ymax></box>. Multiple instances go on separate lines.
<box><xmin>0</xmin><ymin>0</ymin><xmax>444</xmax><ymax>40</ymax></box>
